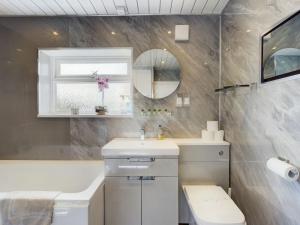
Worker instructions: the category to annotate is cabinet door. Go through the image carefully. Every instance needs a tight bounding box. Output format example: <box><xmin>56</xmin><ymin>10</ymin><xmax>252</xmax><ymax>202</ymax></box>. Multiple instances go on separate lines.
<box><xmin>105</xmin><ymin>177</ymin><xmax>141</xmax><ymax>225</ymax></box>
<box><xmin>142</xmin><ymin>177</ymin><xmax>178</xmax><ymax>225</ymax></box>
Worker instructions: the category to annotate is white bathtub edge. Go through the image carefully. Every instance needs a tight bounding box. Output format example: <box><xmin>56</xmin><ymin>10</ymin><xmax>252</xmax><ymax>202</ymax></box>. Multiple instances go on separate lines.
<box><xmin>55</xmin><ymin>164</ymin><xmax>105</xmax><ymax>205</ymax></box>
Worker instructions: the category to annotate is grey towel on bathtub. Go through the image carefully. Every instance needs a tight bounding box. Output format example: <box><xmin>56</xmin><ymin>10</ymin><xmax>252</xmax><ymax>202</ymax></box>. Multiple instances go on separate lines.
<box><xmin>0</xmin><ymin>191</ymin><xmax>59</xmax><ymax>225</ymax></box>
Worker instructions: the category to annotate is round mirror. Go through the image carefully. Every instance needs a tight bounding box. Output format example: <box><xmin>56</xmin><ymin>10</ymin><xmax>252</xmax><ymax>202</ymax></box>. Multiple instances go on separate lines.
<box><xmin>133</xmin><ymin>49</ymin><xmax>181</xmax><ymax>99</ymax></box>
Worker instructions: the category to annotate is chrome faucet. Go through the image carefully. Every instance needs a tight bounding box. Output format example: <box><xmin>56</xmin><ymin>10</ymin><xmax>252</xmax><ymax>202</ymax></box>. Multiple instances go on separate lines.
<box><xmin>140</xmin><ymin>127</ymin><xmax>145</xmax><ymax>141</ymax></box>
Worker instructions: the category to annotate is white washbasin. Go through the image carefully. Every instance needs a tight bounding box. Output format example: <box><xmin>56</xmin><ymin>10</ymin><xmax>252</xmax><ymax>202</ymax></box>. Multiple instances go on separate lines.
<box><xmin>102</xmin><ymin>138</ymin><xmax>179</xmax><ymax>157</ymax></box>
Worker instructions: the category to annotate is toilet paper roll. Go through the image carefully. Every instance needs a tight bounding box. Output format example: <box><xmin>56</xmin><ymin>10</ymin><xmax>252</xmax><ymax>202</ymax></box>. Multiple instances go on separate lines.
<box><xmin>202</xmin><ymin>130</ymin><xmax>215</xmax><ymax>142</ymax></box>
<box><xmin>215</xmin><ymin>130</ymin><xmax>224</xmax><ymax>142</ymax></box>
<box><xmin>207</xmin><ymin>121</ymin><xmax>219</xmax><ymax>131</ymax></box>
<box><xmin>267</xmin><ymin>158</ymin><xmax>299</xmax><ymax>182</ymax></box>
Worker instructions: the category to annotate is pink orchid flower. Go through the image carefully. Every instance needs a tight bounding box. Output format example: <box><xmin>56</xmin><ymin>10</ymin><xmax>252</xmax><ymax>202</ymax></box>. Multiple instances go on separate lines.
<box><xmin>96</xmin><ymin>76</ymin><xmax>109</xmax><ymax>92</ymax></box>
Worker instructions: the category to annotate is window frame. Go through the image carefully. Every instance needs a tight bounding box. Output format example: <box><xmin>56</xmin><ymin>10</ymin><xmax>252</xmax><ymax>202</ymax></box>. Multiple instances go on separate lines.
<box><xmin>54</xmin><ymin>56</ymin><xmax>131</xmax><ymax>79</ymax></box>
<box><xmin>39</xmin><ymin>49</ymin><xmax>133</xmax><ymax>117</ymax></box>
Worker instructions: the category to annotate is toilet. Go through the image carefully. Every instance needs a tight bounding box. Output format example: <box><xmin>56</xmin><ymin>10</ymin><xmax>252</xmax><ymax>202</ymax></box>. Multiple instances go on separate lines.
<box><xmin>182</xmin><ymin>185</ymin><xmax>246</xmax><ymax>225</ymax></box>
<box><xmin>177</xmin><ymin>141</ymin><xmax>246</xmax><ymax>225</ymax></box>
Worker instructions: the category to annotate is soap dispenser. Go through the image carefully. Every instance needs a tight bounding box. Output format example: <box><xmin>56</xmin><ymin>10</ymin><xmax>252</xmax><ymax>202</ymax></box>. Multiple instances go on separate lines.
<box><xmin>157</xmin><ymin>125</ymin><xmax>164</xmax><ymax>140</ymax></box>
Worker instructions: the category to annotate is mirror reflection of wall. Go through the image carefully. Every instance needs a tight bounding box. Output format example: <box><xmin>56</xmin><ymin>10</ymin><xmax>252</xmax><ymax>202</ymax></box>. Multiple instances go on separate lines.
<box><xmin>264</xmin><ymin>48</ymin><xmax>300</xmax><ymax>78</ymax></box>
<box><xmin>262</xmin><ymin>11</ymin><xmax>300</xmax><ymax>82</ymax></box>
<box><xmin>133</xmin><ymin>49</ymin><xmax>181</xmax><ymax>99</ymax></box>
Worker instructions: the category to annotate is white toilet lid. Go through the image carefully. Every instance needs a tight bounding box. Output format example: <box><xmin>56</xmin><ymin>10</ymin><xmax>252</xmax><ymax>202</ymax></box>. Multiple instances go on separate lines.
<box><xmin>183</xmin><ymin>185</ymin><xmax>246</xmax><ymax>225</ymax></box>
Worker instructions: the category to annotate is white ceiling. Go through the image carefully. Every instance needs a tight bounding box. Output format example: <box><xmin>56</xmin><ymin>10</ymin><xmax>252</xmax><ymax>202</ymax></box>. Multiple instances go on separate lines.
<box><xmin>0</xmin><ymin>0</ymin><xmax>230</xmax><ymax>16</ymax></box>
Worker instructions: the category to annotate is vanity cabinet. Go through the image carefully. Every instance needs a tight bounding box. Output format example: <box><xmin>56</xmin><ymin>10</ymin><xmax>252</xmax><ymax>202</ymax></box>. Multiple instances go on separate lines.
<box><xmin>105</xmin><ymin>177</ymin><xmax>142</xmax><ymax>225</ymax></box>
<box><xmin>104</xmin><ymin>158</ymin><xmax>178</xmax><ymax>225</ymax></box>
<box><xmin>142</xmin><ymin>177</ymin><xmax>178</xmax><ymax>225</ymax></box>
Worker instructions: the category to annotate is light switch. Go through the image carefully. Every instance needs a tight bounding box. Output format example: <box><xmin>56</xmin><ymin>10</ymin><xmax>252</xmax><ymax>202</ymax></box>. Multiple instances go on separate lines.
<box><xmin>176</xmin><ymin>96</ymin><xmax>183</xmax><ymax>107</ymax></box>
<box><xmin>183</xmin><ymin>96</ymin><xmax>190</xmax><ymax>107</ymax></box>
<box><xmin>175</xmin><ymin>25</ymin><xmax>189</xmax><ymax>41</ymax></box>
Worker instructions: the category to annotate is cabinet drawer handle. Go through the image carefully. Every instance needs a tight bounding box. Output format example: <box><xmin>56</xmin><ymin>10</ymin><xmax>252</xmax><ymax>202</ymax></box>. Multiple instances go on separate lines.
<box><xmin>127</xmin><ymin>176</ymin><xmax>142</xmax><ymax>181</ymax></box>
<box><xmin>119</xmin><ymin>165</ymin><xmax>149</xmax><ymax>169</ymax></box>
<box><xmin>141</xmin><ymin>176</ymin><xmax>156</xmax><ymax>181</ymax></box>
<box><xmin>127</xmin><ymin>157</ymin><xmax>155</xmax><ymax>162</ymax></box>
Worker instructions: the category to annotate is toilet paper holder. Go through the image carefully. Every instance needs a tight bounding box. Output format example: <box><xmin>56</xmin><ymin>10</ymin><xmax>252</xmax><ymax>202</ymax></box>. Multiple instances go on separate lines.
<box><xmin>267</xmin><ymin>157</ymin><xmax>299</xmax><ymax>182</ymax></box>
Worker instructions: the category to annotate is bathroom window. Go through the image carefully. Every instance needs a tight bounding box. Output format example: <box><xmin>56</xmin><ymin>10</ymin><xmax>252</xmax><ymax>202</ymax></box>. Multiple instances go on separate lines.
<box><xmin>56</xmin><ymin>59</ymin><xmax>129</xmax><ymax>77</ymax></box>
<box><xmin>38</xmin><ymin>48</ymin><xmax>133</xmax><ymax>118</ymax></box>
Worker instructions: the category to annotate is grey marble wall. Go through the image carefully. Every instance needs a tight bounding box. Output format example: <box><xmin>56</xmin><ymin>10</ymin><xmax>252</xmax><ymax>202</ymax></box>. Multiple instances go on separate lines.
<box><xmin>69</xmin><ymin>16</ymin><xmax>220</xmax><ymax>159</ymax></box>
<box><xmin>221</xmin><ymin>1</ymin><xmax>300</xmax><ymax>224</ymax></box>
<box><xmin>0</xmin><ymin>16</ymin><xmax>220</xmax><ymax>159</ymax></box>
<box><xmin>0</xmin><ymin>18</ymin><xmax>71</xmax><ymax>159</ymax></box>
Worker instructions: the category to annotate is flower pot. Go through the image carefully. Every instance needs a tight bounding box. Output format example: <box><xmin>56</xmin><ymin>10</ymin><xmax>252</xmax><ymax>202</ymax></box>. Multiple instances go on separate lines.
<box><xmin>95</xmin><ymin>106</ymin><xmax>107</xmax><ymax>115</ymax></box>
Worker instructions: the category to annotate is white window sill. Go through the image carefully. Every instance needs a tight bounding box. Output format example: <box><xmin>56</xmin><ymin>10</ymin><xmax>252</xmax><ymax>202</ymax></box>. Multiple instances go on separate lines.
<box><xmin>37</xmin><ymin>113</ymin><xmax>133</xmax><ymax>118</ymax></box>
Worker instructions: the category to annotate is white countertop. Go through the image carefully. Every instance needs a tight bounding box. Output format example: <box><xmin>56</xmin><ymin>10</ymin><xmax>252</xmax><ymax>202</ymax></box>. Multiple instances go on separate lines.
<box><xmin>102</xmin><ymin>139</ymin><xmax>179</xmax><ymax>157</ymax></box>
<box><xmin>170</xmin><ymin>138</ymin><xmax>230</xmax><ymax>146</ymax></box>
<box><xmin>102</xmin><ymin>138</ymin><xmax>230</xmax><ymax>157</ymax></box>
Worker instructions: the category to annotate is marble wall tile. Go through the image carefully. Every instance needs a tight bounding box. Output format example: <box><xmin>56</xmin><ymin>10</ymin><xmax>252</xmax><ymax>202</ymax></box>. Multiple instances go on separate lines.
<box><xmin>222</xmin><ymin>1</ymin><xmax>300</xmax><ymax>224</ymax></box>
<box><xmin>231</xmin><ymin>162</ymin><xmax>300</xmax><ymax>225</ymax></box>
<box><xmin>0</xmin><ymin>18</ymin><xmax>71</xmax><ymax>160</ymax></box>
<box><xmin>0</xmin><ymin>16</ymin><xmax>220</xmax><ymax>159</ymax></box>
<box><xmin>68</xmin><ymin>16</ymin><xmax>220</xmax><ymax>159</ymax></box>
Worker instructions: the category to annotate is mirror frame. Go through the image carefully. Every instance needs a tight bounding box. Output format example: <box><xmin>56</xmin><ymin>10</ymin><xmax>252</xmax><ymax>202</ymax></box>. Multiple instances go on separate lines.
<box><xmin>261</xmin><ymin>10</ymin><xmax>300</xmax><ymax>83</ymax></box>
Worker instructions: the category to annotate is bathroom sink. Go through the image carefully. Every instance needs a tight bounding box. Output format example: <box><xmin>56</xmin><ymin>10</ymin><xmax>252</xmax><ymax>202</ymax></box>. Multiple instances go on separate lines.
<box><xmin>102</xmin><ymin>138</ymin><xmax>179</xmax><ymax>157</ymax></box>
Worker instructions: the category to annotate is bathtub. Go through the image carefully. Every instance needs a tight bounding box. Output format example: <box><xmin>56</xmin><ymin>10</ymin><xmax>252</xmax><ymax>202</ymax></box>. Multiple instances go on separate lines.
<box><xmin>0</xmin><ymin>160</ymin><xmax>105</xmax><ymax>225</ymax></box>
